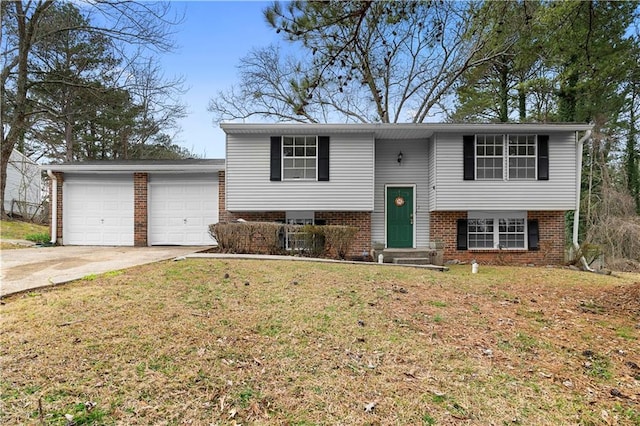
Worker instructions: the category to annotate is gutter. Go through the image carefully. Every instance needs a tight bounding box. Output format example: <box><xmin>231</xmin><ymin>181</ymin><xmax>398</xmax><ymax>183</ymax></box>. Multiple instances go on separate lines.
<box><xmin>46</xmin><ymin>170</ymin><xmax>57</xmax><ymax>244</ymax></box>
<box><xmin>573</xmin><ymin>130</ymin><xmax>594</xmax><ymax>272</ymax></box>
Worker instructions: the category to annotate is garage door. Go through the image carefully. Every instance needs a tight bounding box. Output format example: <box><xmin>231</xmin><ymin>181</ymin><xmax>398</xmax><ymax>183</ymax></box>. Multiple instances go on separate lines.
<box><xmin>63</xmin><ymin>175</ymin><xmax>134</xmax><ymax>245</ymax></box>
<box><xmin>148</xmin><ymin>175</ymin><xmax>218</xmax><ymax>245</ymax></box>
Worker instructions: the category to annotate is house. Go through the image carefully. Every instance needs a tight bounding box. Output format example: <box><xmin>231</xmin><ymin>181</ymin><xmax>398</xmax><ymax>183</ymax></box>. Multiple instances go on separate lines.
<box><xmin>43</xmin><ymin>159</ymin><xmax>224</xmax><ymax>246</ymax></box>
<box><xmin>220</xmin><ymin>123</ymin><xmax>593</xmax><ymax>264</ymax></box>
<box><xmin>4</xmin><ymin>149</ymin><xmax>43</xmax><ymax>219</ymax></box>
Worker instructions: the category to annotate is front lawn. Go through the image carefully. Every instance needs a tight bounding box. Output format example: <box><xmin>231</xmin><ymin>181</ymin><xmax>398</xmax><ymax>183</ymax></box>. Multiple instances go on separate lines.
<box><xmin>0</xmin><ymin>219</ymin><xmax>50</xmax><ymax>249</ymax></box>
<box><xmin>1</xmin><ymin>260</ymin><xmax>639</xmax><ymax>424</ymax></box>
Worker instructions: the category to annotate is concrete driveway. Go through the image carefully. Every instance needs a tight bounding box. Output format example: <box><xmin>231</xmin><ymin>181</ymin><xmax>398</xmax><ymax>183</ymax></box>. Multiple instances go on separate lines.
<box><xmin>0</xmin><ymin>246</ymin><xmax>206</xmax><ymax>297</ymax></box>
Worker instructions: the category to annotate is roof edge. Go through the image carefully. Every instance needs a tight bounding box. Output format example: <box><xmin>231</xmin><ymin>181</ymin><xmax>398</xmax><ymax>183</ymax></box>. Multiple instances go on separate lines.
<box><xmin>220</xmin><ymin>122</ymin><xmax>593</xmax><ymax>135</ymax></box>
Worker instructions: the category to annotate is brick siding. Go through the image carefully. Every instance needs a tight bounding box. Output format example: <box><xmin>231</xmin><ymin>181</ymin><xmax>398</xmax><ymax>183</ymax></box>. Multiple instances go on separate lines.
<box><xmin>50</xmin><ymin>172</ymin><xmax>64</xmax><ymax>244</ymax></box>
<box><xmin>217</xmin><ymin>171</ymin><xmax>371</xmax><ymax>259</ymax></box>
<box><xmin>133</xmin><ymin>172</ymin><xmax>148</xmax><ymax>246</ymax></box>
<box><xmin>430</xmin><ymin>210</ymin><xmax>566</xmax><ymax>265</ymax></box>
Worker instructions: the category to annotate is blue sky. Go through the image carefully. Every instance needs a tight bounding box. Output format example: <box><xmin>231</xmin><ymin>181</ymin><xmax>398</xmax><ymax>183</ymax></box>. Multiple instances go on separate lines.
<box><xmin>162</xmin><ymin>1</ymin><xmax>278</xmax><ymax>158</ymax></box>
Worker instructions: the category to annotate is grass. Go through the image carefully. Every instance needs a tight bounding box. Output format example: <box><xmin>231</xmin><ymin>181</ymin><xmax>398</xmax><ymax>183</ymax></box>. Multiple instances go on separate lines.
<box><xmin>0</xmin><ymin>219</ymin><xmax>49</xmax><ymax>240</ymax></box>
<box><xmin>1</xmin><ymin>260</ymin><xmax>639</xmax><ymax>425</ymax></box>
<box><xmin>0</xmin><ymin>219</ymin><xmax>49</xmax><ymax>248</ymax></box>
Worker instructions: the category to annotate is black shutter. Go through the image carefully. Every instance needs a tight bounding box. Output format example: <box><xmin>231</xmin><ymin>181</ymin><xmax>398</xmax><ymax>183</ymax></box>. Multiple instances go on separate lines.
<box><xmin>456</xmin><ymin>219</ymin><xmax>468</xmax><ymax>250</ymax></box>
<box><xmin>463</xmin><ymin>135</ymin><xmax>475</xmax><ymax>180</ymax></box>
<box><xmin>537</xmin><ymin>135</ymin><xmax>549</xmax><ymax>181</ymax></box>
<box><xmin>528</xmin><ymin>219</ymin><xmax>539</xmax><ymax>250</ymax></box>
<box><xmin>318</xmin><ymin>136</ymin><xmax>330</xmax><ymax>181</ymax></box>
<box><xmin>270</xmin><ymin>136</ymin><xmax>281</xmax><ymax>181</ymax></box>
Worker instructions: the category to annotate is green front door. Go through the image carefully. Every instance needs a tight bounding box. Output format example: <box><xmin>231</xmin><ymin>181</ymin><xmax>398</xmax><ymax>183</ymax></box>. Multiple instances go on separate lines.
<box><xmin>387</xmin><ymin>187</ymin><xmax>413</xmax><ymax>248</ymax></box>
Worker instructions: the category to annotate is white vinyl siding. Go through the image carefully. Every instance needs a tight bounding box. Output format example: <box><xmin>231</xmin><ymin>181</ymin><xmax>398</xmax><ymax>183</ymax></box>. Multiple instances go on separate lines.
<box><xmin>226</xmin><ymin>133</ymin><xmax>374</xmax><ymax>211</ymax></box>
<box><xmin>427</xmin><ymin>138</ymin><xmax>436</xmax><ymax>210</ymax></box>
<box><xmin>4</xmin><ymin>150</ymin><xmax>42</xmax><ymax>216</ymax></box>
<box><xmin>432</xmin><ymin>132</ymin><xmax>577</xmax><ymax>211</ymax></box>
<box><xmin>372</xmin><ymin>139</ymin><xmax>430</xmax><ymax>247</ymax></box>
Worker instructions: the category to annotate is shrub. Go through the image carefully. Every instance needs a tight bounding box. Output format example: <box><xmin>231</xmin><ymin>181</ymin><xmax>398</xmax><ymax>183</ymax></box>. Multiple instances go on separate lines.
<box><xmin>323</xmin><ymin>225</ymin><xmax>359</xmax><ymax>260</ymax></box>
<box><xmin>209</xmin><ymin>222</ymin><xmax>360</xmax><ymax>260</ymax></box>
<box><xmin>24</xmin><ymin>232</ymin><xmax>50</xmax><ymax>243</ymax></box>
<box><xmin>209</xmin><ymin>222</ymin><xmax>284</xmax><ymax>254</ymax></box>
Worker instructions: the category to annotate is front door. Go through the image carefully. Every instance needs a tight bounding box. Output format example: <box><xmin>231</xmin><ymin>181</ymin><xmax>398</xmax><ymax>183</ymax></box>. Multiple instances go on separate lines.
<box><xmin>386</xmin><ymin>186</ymin><xmax>414</xmax><ymax>248</ymax></box>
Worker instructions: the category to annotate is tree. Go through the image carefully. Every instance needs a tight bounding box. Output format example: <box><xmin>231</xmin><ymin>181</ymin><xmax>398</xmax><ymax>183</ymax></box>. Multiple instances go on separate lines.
<box><xmin>450</xmin><ymin>1</ymin><xmax>545</xmax><ymax>123</ymax></box>
<box><xmin>209</xmin><ymin>0</ymin><xmax>512</xmax><ymax>124</ymax></box>
<box><xmin>1</xmin><ymin>0</ymin><xmax>184</xmax><ymax>216</ymax></box>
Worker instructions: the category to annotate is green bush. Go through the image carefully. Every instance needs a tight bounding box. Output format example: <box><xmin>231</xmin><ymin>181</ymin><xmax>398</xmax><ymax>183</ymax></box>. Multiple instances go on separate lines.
<box><xmin>24</xmin><ymin>232</ymin><xmax>50</xmax><ymax>243</ymax></box>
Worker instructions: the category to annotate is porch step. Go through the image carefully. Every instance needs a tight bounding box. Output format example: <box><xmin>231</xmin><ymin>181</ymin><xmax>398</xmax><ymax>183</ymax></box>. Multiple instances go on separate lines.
<box><xmin>383</xmin><ymin>249</ymin><xmax>433</xmax><ymax>259</ymax></box>
<box><xmin>392</xmin><ymin>257</ymin><xmax>430</xmax><ymax>265</ymax></box>
<box><xmin>375</xmin><ymin>247</ymin><xmax>444</xmax><ymax>267</ymax></box>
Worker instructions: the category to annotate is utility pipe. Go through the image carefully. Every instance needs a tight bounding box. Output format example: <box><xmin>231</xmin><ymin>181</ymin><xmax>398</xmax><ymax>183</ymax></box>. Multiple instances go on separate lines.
<box><xmin>46</xmin><ymin>170</ymin><xmax>57</xmax><ymax>244</ymax></box>
<box><xmin>573</xmin><ymin>130</ymin><xmax>594</xmax><ymax>272</ymax></box>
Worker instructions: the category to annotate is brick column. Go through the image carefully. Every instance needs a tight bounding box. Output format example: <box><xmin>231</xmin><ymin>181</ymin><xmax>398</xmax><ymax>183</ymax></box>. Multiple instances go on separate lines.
<box><xmin>51</xmin><ymin>172</ymin><xmax>64</xmax><ymax>244</ymax></box>
<box><xmin>133</xmin><ymin>173</ymin><xmax>148</xmax><ymax>247</ymax></box>
<box><xmin>218</xmin><ymin>170</ymin><xmax>227</xmax><ymax>222</ymax></box>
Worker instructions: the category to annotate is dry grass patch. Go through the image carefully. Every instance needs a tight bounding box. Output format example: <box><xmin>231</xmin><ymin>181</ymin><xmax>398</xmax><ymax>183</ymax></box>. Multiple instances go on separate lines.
<box><xmin>1</xmin><ymin>260</ymin><xmax>639</xmax><ymax>425</ymax></box>
<box><xmin>0</xmin><ymin>219</ymin><xmax>49</xmax><ymax>240</ymax></box>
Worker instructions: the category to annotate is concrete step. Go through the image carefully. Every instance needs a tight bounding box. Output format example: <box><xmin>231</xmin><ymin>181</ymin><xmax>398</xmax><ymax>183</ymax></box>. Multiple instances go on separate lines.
<box><xmin>383</xmin><ymin>249</ymin><xmax>433</xmax><ymax>259</ymax></box>
<box><xmin>392</xmin><ymin>257</ymin><xmax>431</xmax><ymax>265</ymax></box>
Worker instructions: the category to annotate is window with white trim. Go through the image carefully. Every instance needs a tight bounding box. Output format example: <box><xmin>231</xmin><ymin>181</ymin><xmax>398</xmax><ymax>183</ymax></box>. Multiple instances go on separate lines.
<box><xmin>476</xmin><ymin>134</ymin><xmax>504</xmax><ymax>180</ymax></box>
<box><xmin>285</xmin><ymin>211</ymin><xmax>314</xmax><ymax>250</ymax></box>
<box><xmin>468</xmin><ymin>218</ymin><xmax>495</xmax><ymax>248</ymax></box>
<box><xmin>283</xmin><ymin>136</ymin><xmax>317</xmax><ymax>180</ymax></box>
<box><xmin>508</xmin><ymin>135</ymin><xmax>537</xmax><ymax>179</ymax></box>
<box><xmin>468</xmin><ymin>211</ymin><xmax>527</xmax><ymax>249</ymax></box>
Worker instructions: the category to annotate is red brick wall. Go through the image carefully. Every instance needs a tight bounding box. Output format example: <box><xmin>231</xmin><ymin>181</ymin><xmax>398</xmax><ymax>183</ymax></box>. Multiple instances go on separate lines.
<box><xmin>133</xmin><ymin>173</ymin><xmax>148</xmax><ymax>246</ymax></box>
<box><xmin>50</xmin><ymin>172</ymin><xmax>64</xmax><ymax>244</ymax></box>
<box><xmin>218</xmin><ymin>171</ymin><xmax>371</xmax><ymax>259</ymax></box>
<box><xmin>316</xmin><ymin>211</ymin><xmax>371</xmax><ymax>259</ymax></box>
<box><xmin>430</xmin><ymin>210</ymin><xmax>566</xmax><ymax>265</ymax></box>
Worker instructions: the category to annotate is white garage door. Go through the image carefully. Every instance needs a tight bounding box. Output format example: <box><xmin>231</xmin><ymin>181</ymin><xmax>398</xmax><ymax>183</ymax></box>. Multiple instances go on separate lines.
<box><xmin>148</xmin><ymin>175</ymin><xmax>218</xmax><ymax>245</ymax></box>
<box><xmin>63</xmin><ymin>175</ymin><xmax>134</xmax><ymax>245</ymax></box>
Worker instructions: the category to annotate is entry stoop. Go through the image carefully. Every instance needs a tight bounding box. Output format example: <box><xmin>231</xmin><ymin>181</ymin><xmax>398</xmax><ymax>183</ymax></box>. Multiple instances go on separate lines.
<box><xmin>377</xmin><ymin>248</ymin><xmax>444</xmax><ymax>266</ymax></box>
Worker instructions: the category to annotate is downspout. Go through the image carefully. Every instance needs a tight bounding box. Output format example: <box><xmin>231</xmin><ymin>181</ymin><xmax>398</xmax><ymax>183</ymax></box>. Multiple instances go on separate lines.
<box><xmin>46</xmin><ymin>170</ymin><xmax>57</xmax><ymax>244</ymax></box>
<box><xmin>573</xmin><ymin>130</ymin><xmax>594</xmax><ymax>272</ymax></box>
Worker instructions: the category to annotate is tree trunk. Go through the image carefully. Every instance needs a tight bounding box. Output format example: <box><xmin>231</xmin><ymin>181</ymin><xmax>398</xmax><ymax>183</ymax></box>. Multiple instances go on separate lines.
<box><xmin>0</xmin><ymin>1</ymin><xmax>54</xmax><ymax>217</ymax></box>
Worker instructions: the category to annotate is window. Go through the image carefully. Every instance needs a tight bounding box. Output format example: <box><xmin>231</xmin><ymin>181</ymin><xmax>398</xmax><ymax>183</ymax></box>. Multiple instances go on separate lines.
<box><xmin>467</xmin><ymin>212</ymin><xmax>527</xmax><ymax>249</ymax></box>
<box><xmin>468</xmin><ymin>218</ymin><xmax>494</xmax><ymax>248</ymax></box>
<box><xmin>508</xmin><ymin>135</ymin><xmax>536</xmax><ymax>179</ymax></box>
<box><xmin>283</xmin><ymin>136</ymin><xmax>317</xmax><ymax>180</ymax></box>
<box><xmin>498</xmin><ymin>218</ymin><xmax>526</xmax><ymax>248</ymax></box>
<box><xmin>285</xmin><ymin>211</ymin><xmax>314</xmax><ymax>250</ymax></box>
<box><xmin>270</xmin><ymin>136</ymin><xmax>330</xmax><ymax>182</ymax></box>
<box><xmin>464</xmin><ymin>134</ymin><xmax>547</xmax><ymax>181</ymax></box>
<box><xmin>476</xmin><ymin>135</ymin><xmax>504</xmax><ymax>180</ymax></box>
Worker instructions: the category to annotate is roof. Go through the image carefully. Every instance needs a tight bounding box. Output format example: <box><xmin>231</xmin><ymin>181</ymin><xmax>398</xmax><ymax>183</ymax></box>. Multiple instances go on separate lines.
<box><xmin>42</xmin><ymin>158</ymin><xmax>225</xmax><ymax>173</ymax></box>
<box><xmin>220</xmin><ymin>122</ymin><xmax>593</xmax><ymax>140</ymax></box>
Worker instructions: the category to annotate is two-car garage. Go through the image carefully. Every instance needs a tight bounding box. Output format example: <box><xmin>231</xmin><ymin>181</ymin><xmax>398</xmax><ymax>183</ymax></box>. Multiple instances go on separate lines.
<box><xmin>51</xmin><ymin>160</ymin><xmax>223</xmax><ymax>247</ymax></box>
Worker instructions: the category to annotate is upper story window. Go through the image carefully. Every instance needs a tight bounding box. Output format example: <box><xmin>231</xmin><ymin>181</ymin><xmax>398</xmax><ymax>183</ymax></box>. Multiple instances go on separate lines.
<box><xmin>508</xmin><ymin>135</ymin><xmax>537</xmax><ymax>179</ymax></box>
<box><xmin>270</xmin><ymin>136</ymin><xmax>330</xmax><ymax>182</ymax></box>
<box><xmin>283</xmin><ymin>136</ymin><xmax>317</xmax><ymax>180</ymax></box>
<box><xmin>476</xmin><ymin>135</ymin><xmax>504</xmax><ymax>180</ymax></box>
<box><xmin>464</xmin><ymin>134</ymin><xmax>548</xmax><ymax>181</ymax></box>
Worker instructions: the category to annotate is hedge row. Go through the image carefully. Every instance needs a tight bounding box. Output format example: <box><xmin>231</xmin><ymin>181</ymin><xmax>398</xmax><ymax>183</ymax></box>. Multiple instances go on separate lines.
<box><xmin>208</xmin><ymin>222</ymin><xmax>359</xmax><ymax>260</ymax></box>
